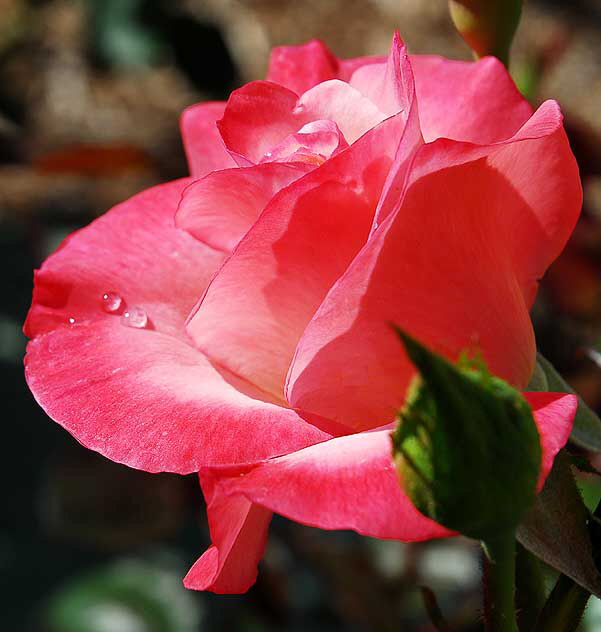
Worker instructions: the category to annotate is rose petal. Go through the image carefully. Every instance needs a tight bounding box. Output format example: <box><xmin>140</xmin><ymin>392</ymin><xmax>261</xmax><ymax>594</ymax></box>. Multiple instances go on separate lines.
<box><xmin>338</xmin><ymin>54</ymin><xmax>386</xmax><ymax>81</ymax></box>
<box><xmin>267</xmin><ymin>39</ymin><xmax>339</xmax><ymax>96</ymax></box>
<box><xmin>186</xmin><ymin>391</ymin><xmax>575</xmax><ymax>593</ymax></box>
<box><xmin>262</xmin><ymin>120</ymin><xmax>348</xmax><ymax>164</ymax></box>
<box><xmin>287</xmin><ymin>103</ymin><xmax>581</xmax><ymax>430</ymax></box>
<box><xmin>485</xmin><ymin>105</ymin><xmax>582</xmax><ymax>306</ymax></box>
<box><xmin>287</xmin><ymin>160</ymin><xmax>534</xmax><ymax>429</ymax></box>
<box><xmin>207</xmin><ymin>431</ymin><xmax>451</xmax><ymax>541</ymax></box>
<box><xmin>410</xmin><ymin>54</ymin><xmax>533</xmax><ymax>143</ymax></box>
<box><xmin>218</xmin><ymin>78</ymin><xmax>387</xmax><ymax>165</ymax></box>
<box><xmin>219</xmin><ymin>392</ymin><xmax>576</xmax><ymax>533</ymax></box>
<box><xmin>180</xmin><ymin>102</ymin><xmax>236</xmax><ymax>177</ymax></box>
<box><xmin>524</xmin><ymin>392</ymin><xmax>578</xmax><ymax>488</ymax></box>
<box><xmin>25</xmin><ymin>180</ymin><xmax>339</xmax><ymax>473</ymax></box>
<box><xmin>369</xmin><ymin>39</ymin><xmax>423</xmax><ymax>228</ymax></box>
<box><xmin>25</xmin><ymin>179</ymin><xmax>219</xmax><ymax>340</ymax></box>
<box><xmin>184</xmin><ymin>470</ymin><xmax>272</xmax><ymax>593</ymax></box>
<box><xmin>294</xmin><ymin>79</ymin><xmax>386</xmax><ymax>143</ymax></box>
<box><xmin>388</xmin><ymin>100</ymin><xmax>582</xmax><ymax>305</ymax></box>
<box><xmin>186</xmin><ymin>112</ymin><xmax>406</xmax><ymax>400</ymax></box>
<box><xmin>176</xmin><ymin>162</ymin><xmax>311</xmax><ymax>252</ymax></box>
<box><xmin>266</xmin><ymin>37</ymin><xmax>385</xmax><ymax>94</ymax></box>
<box><xmin>349</xmin><ymin>32</ymin><xmax>410</xmax><ymax>116</ymax></box>
<box><xmin>218</xmin><ymin>81</ymin><xmax>300</xmax><ymax>166</ymax></box>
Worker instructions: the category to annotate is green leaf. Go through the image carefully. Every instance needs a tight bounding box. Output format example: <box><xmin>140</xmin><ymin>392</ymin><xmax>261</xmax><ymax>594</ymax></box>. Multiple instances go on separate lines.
<box><xmin>516</xmin><ymin>450</ymin><xmax>601</xmax><ymax>598</ymax></box>
<box><xmin>529</xmin><ymin>353</ymin><xmax>601</xmax><ymax>452</ymax></box>
<box><xmin>392</xmin><ymin>329</ymin><xmax>541</xmax><ymax>540</ymax></box>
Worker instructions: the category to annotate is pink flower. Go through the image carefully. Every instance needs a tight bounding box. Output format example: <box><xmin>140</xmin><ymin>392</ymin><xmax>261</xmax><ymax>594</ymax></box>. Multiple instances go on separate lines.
<box><xmin>25</xmin><ymin>35</ymin><xmax>581</xmax><ymax>593</ymax></box>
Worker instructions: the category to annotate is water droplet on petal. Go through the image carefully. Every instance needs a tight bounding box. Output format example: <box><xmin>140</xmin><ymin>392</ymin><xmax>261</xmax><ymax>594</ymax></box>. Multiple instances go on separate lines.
<box><xmin>68</xmin><ymin>317</ymin><xmax>76</xmax><ymax>325</ymax></box>
<box><xmin>121</xmin><ymin>306</ymin><xmax>148</xmax><ymax>329</ymax></box>
<box><xmin>101</xmin><ymin>291</ymin><xmax>123</xmax><ymax>313</ymax></box>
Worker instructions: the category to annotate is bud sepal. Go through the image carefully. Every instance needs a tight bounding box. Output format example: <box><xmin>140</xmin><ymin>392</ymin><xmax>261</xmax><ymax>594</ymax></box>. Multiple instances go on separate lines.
<box><xmin>391</xmin><ymin>330</ymin><xmax>541</xmax><ymax>541</ymax></box>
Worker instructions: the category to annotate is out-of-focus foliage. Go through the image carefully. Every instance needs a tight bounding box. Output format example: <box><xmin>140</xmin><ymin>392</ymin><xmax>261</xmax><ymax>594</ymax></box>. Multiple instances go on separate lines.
<box><xmin>3</xmin><ymin>1</ymin><xmax>601</xmax><ymax>630</ymax></box>
<box><xmin>517</xmin><ymin>451</ymin><xmax>601</xmax><ymax>598</ymax></box>
<box><xmin>85</xmin><ymin>0</ymin><xmax>167</xmax><ymax>69</ymax></box>
<box><xmin>45</xmin><ymin>555</ymin><xmax>203</xmax><ymax>632</ymax></box>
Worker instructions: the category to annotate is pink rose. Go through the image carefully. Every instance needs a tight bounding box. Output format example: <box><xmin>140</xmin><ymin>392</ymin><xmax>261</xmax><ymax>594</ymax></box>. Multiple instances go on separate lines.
<box><xmin>25</xmin><ymin>34</ymin><xmax>581</xmax><ymax>593</ymax></box>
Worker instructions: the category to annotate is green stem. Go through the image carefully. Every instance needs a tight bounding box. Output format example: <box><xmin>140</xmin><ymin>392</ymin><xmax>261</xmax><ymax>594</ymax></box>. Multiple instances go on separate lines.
<box><xmin>535</xmin><ymin>574</ymin><xmax>590</xmax><ymax>632</ymax></box>
<box><xmin>482</xmin><ymin>533</ymin><xmax>519</xmax><ymax>632</ymax></box>
<box><xmin>515</xmin><ymin>543</ymin><xmax>547</xmax><ymax>631</ymax></box>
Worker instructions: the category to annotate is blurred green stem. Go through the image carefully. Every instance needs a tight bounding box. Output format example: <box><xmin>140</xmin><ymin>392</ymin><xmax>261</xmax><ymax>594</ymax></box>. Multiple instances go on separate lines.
<box><xmin>482</xmin><ymin>533</ymin><xmax>519</xmax><ymax>632</ymax></box>
<box><xmin>535</xmin><ymin>573</ymin><xmax>590</xmax><ymax>632</ymax></box>
<box><xmin>515</xmin><ymin>544</ymin><xmax>547</xmax><ymax>630</ymax></box>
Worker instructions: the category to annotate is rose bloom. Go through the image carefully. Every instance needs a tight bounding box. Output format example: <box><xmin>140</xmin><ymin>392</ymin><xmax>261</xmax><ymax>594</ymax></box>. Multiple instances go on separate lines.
<box><xmin>25</xmin><ymin>35</ymin><xmax>581</xmax><ymax>593</ymax></box>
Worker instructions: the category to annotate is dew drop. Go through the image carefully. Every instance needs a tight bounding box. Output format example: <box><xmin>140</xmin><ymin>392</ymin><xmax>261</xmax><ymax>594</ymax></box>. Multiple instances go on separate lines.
<box><xmin>101</xmin><ymin>291</ymin><xmax>123</xmax><ymax>314</ymax></box>
<box><xmin>68</xmin><ymin>317</ymin><xmax>76</xmax><ymax>325</ymax></box>
<box><xmin>121</xmin><ymin>306</ymin><xmax>148</xmax><ymax>329</ymax></box>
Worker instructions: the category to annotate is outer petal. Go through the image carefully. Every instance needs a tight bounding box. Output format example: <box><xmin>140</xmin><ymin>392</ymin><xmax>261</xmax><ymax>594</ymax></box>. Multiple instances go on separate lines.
<box><xmin>267</xmin><ymin>39</ymin><xmax>339</xmax><ymax>96</ymax></box>
<box><xmin>186</xmin><ymin>112</ymin><xmax>406</xmax><ymax>400</ymax></box>
<box><xmin>338</xmin><ymin>54</ymin><xmax>386</xmax><ymax>82</ymax></box>
<box><xmin>25</xmin><ymin>179</ymin><xmax>218</xmax><ymax>341</ymax></box>
<box><xmin>410</xmin><ymin>54</ymin><xmax>533</xmax><ymax>143</ymax></box>
<box><xmin>176</xmin><ymin>162</ymin><xmax>311</xmax><ymax>253</ymax></box>
<box><xmin>266</xmin><ymin>38</ymin><xmax>385</xmax><ymax>94</ymax></box>
<box><xmin>186</xmin><ymin>392</ymin><xmax>575</xmax><ymax>594</ymax></box>
<box><xmin>486</xmin><ymin>107</ymin><xmax>582</xmax><ymax>305</ymax></box>
<box><xmin>287</xmin><ymin>102</ymin><xmax>581</xmax><ymax>431</ymax></box>
<box><xmin>180</xmin><ymin>102</ymin><xmax>236</xmax><ymax>177</ymax></box>
<box><xmin>394</xmin><ymin>100</ymin><xmax>582</xmax><ymax>305</ymax></box>
<box><xmin>184</xmin><ymin>470</ymin><xmax>272</xmax><ymax>593</ymax></box>
<box><xmin>369</xmin><ymin>38</ymin><xmax>423</xmax><ymax>229</ymax></box>
<box><xmin>25</xmin><ymin>180</ymin><xmax>339</xmax><ymax>473</ymax></box>
<box><xmin>205</xmin><ymin>431</ymin><xmax>451</xmax><ymax>541</ymax></box>
<box><xmin>524</xmin><ymin>392</ymin><xmax>578</xmax><ymax>488</ymax></box>
<box><xmin>287</xmin><ymin>158</ymin><xmax>533</xmax><ymax>430</ymax></box>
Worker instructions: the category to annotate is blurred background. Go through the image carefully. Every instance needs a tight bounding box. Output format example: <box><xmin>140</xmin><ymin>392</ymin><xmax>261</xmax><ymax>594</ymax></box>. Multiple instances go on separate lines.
<box><xmin>2</xmin><ymin>0</ymin><xmax>601</xmax><ymax>630</ymax></box>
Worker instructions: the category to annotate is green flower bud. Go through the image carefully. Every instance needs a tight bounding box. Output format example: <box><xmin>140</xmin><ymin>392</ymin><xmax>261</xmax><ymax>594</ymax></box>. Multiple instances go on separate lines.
<box><xmin>449</xmin><ymin>0</ymin><xmax>523</xmax><ymax>67</ymax></box>
<box><xmin>391</xmin><ymin>330</ymin><xmax>541</xmax><ymax>541</ymax></box>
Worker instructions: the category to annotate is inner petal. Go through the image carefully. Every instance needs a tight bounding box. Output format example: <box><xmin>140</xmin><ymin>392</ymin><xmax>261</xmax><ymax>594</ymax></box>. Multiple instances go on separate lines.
<box><xmin>218</xmin><ymin>79</ymin><xmax>387</xmax><ymax>166</ymax></box>
<box><xmin>293</xmin><ymin>79</ymin><xmax>386</xmax><ymax>144</ymax></box>
<box><xmin>260</xmin><ymin>120</ymin><xmax>348</xmax><ymax>165</ymax></box>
